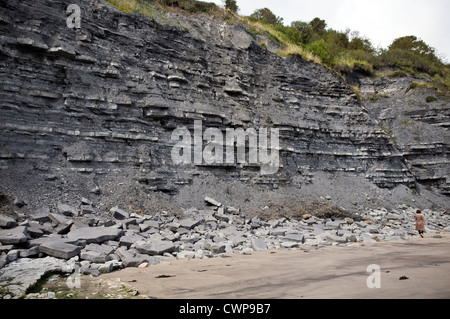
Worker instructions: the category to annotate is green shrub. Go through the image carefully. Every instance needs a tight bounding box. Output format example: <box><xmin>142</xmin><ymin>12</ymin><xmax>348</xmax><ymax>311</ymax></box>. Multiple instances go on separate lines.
<box><xmin>410</xmin><ymin>81</ymin><xmax>428</xmax><ymax>89</ymax></box>
<box><xmin>375</xmin><ymin>36</ymin><xmax>445</xmax><ymax>76</ymax></box>
<box><xmin>350</xmin><ymin>85</ymin><xmax>361</xmax><ymax>101</ymax></box>
<box><xmin>106</xmin><ymin>1</ymin><xmax>449</xmax><ymax>96</ymax></box>
<box><xmin>388</xmin><ymin>70</ymin><xmax>408</xmax><ymax>78</ymax></box>
<box><xmin>307</xmin><ymin>38</ymin><xmax>333</xmax><ymax>65</ymax></box>
<box><xmin>430</xmin><ymin>72</ymin><xmax>450</xmax><ymax>96</ymax></box>
<box><xmin>426</xmin><ymin>96</ymin><xmax>437</xmax><ymax>103</ymax></box>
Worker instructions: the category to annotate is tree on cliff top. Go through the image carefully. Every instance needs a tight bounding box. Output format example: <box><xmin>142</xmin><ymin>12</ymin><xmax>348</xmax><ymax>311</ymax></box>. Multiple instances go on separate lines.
<box><xmin>224</xmin><ymin>0</ymin><xmax>238</xmax><ymax>13</ymax></box>
<box><xmin>249</xmin><ymin>8</ymin><xmax>283</xmax><ymax>26</ymax></box>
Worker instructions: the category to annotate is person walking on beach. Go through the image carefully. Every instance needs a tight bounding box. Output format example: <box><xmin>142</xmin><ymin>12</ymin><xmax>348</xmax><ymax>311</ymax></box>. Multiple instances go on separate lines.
<box><xmin>415</xmin><ymin>209</ymin><xmax>426</xmax><ymax>238</ymax></box>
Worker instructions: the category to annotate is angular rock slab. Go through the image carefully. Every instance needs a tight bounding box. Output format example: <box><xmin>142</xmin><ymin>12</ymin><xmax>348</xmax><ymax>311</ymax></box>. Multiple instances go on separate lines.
<box><xmin>67</xmin><ymin>227</ymin><xmax>122</xmax><ymax>244</ymax></box>
<box><xmin>136</xmin><ymin>240</ymin><xmax>175</xmax><ymax>255</ymax></box>
<box><xmin>39</xmin><ymin>241</ymin><xmax>81</xmax><ymax>259</ymax></box>
<box><xmin>116</xmin><ymin>247</ymin><xmax>160</xmax><ymax>267</ymax></box>
<box><xmin>179</xmin><ymin>218</ymin><xmax>203</xmax><ymax>230</ymax></box>
<box><xmin>205</xmin><ymin>196</ymin><xmax>221</xmax><ymax>207</ymax></box>
<box><xmin>251</xmin><ymin>237</ymin><xmax>267</xmax><ymax>251</ymax></box>
<box><xmin>0</xmin><ymin>226</ymin><xmax>29</xmax><ymax>245</ymax></box>
<box><xmin>0</xmin><ymin>215</ymin><xmax>17</xmax><ymax>228</ymax></box>
<box><xmin>110</xmin><ymin>206</ymin><xmax>129</xmax><ymax>220</ymax></box>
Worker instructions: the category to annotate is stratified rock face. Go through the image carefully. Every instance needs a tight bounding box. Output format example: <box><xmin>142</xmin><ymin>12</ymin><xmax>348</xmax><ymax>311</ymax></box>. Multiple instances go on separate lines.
<box><xmin>360</xmin><ymin>75</ymin><xmax>450</xmax><ymax>196</ymax></box>
<box><xmin>0</xmin><ymin>0</ymin><xmax>417</xmax><ymax>213</ymax></box>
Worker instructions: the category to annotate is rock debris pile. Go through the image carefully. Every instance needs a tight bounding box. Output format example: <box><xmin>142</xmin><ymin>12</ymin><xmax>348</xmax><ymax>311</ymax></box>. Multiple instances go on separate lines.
<box><xmin>1</xmin><ymin>196</ymin><xmax>449</xmax><ymax>298</ymax></box>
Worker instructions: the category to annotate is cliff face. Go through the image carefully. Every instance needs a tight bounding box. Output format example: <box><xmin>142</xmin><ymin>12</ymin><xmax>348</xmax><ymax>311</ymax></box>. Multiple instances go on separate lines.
<box><xmin>359</xmin><ymin>75</ymin><xmax>450</xmax><ymax>197</ymax></box>
<box><xmin>0</xmin><ymin>0</ymin><xmax>447</xmax><ymax>216</ymax></box>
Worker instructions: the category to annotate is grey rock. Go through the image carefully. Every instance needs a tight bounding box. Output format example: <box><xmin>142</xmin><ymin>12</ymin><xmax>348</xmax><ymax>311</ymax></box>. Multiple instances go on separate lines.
<box><xmin>325</xmin><ymin>233</ymin><xmax>348</xmax><ymax>244</ymax></box>
<box><xmin>29</xmin><ymin>235</ymin><xmax>79</xmax><ymax>247</ymax></box>
<box><xmin>122</xmin><ymin>218</ymin><xmax>138</xmax><ymax>227</ymax></box>
<box><xmin>280</xmin><ymin>241</ymin><xmax>300</xmax><ymax>249</ymax></box>
<box><xmin>0</xmin><ymin>254</ymin><xmax>8</xmax><ymax>269</ymax></box>
<box><xmin>84</xmin><ymin>243</ymin><xmax>115</xmax><ymax>256</ymax></box>
<box><xmin>18</xmin><ymin>246</ymin><xmax>40</xmax><ymax>258</ymax></box>
<box><xmin>119</xmin><ymin>234</ymin><xmax>145</xmax><ymax>248</ymax></box>
<box><xmin>57</xmin><ymin>203</ymin><xmax>78</xmax><ymax>217</ymax></box>
<box><xmin>227</xmin><ymin>234</ymin><xmax>247</xmax><ymax>246</ymax></box>
<box><xmin>115</xmin><ymin>246</ymin><xmax>159</xmax><ymax>267</ymax></box>
<box><xmin>0</xmin><ymin>226</ymin><xmax>29</xmax><ymax>245</ymax></box>
<box><xmin>251</xmin><ymin>237</ymin><xmax>267</xmax><ymax>251</ymax></box>
<box><xmin>48</xmin><ymin>213</ymin><xmax>68</xmax><ymax>225</ymax></box>
<box><xmin>179</xmin><ymin>218</ymin><xmax>202</xmax><ymax>230</ymax></box>
<box><xmin>226</xmin><ymin>207</ymin><xmax>240</xmax><ymax>214</ymax></box>
<box><xmin>0</xmin><ymin>215</ymin><xmax>17</xmax><ymax>228</ymax></box>
<box><xmin>110</xmin><ymin>207</ymin><xmax>129</xmax><ymax>220</ymax></box>
<box><xmin>54</xmin><ymin>219</ymin><xmax>74</xmax><ymax>235</ymax></box>
<box><xmin>205</xmin><ymin>197</ymin><xmax>222</xmax><ymax>207</ymax></box>
<box><xmin>176</xmin><ymin>250</ymin><xmax>196</xmax><ymax>259</ymax></box>
<box><xmin>80</xmin><ymin>204</ymin><xmax>95</xmax><ymax>215</ymax></box>
<box><xmin>360</xmin><ymin>233</ymin><xmax>377</xmax><ymax>243</ymax></box>
<box><xmin>355</xmin><ymin>221</ymin><xmax>368</xmax><ymax>228</ymax></box>
<box><xmin>39</xmin><ymin>241</ymin><xmax>81</xmax><ymax>259</ymax></box>
<box><xmin>81</xmin><ymin>197</ymin><xmax>93</xmax><ymax>206</ymax></box>
<box><xmin>14</xmin><ymin>198</ymin><xmax>26</xmax><ymax>207</ymax></box>
<box><xmin>80</xmin><ymin>250</ymin><xmax>107</xmax><ymax>263</ymax></box>
<box><xmin>366</xmin><ymin>226</ymin><xmax>380</xmax><ymax>234</ymax></box>
<box><xmin>204</xmin><ymin>241</ymin><xmax>226</xmax><ymax>254</ymax></box>
<box><xmin>67</xmin><ymin>227</ymin><xmax>123</xmax><ymax>244</ymax></box>
<box><xmin>166</xmin><ymin>221</ymin><xmax>180</xmax><ymax>232</ymax></box>
<box><xmin>31</xmin><ymin>207</ymin><xmax>51</xmax><ymax>223</ymax></box>
<box><xmin>136</xmin><ymin>240</ymin><xmax>175</xmax><ymax>255</ymax></box>
<box><xmin>215</xmin><ymin>212</ymin><xmax>230</xmax><ymax>223</ymax></box>
<box><xmin>325</xmin><ymin>220</ymin><xmax>343</xmax><ymax>230</ymax></box>
<box><xmin>26</xmin><ymin>226</ymin><xmax>44</xmax><ymax>238</ymax></box>
<box><xmin>282</xmin><ymin>233</ymin><xmax>305</xmax><ymax>242</ymax></box>
<box><xmin>0</xmin><ymin>244</ymin><xmax>14</xmax><ymax>254</ymax></box>
<box><xmin>142</xmin><ymin>220</ymin><xmax>160</xmax><ymax>229</ymax></box>
<box><xmin>7</xmin><ymin>250</ymin><xmax>19</xmax><ymax>263</ymax></box>
<box><xmin>97</xmin><ymin>261</ymin><xmax>114</xmax><ymax>273</ymax></box>
<box><xmin>160</xmin><ymin>229</ymin><xmax>176</xmax><ymax>241</ymax></box>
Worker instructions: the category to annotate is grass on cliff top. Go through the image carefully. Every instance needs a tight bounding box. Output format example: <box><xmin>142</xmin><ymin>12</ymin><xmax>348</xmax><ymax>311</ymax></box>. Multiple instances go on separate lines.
<box><xmin>239</xmin><ymin>17</ymin><xmax>322</xmax><ymax>64</ymax></box>
<box><xmin>105</xmin><ymin>0</ymin><xmax>322</xmax><ymax>64</ymax></box>
<box><xmin>105</xmin><ymin>0</ymin><xmax>450</xmax><ymax>96</ymax></box>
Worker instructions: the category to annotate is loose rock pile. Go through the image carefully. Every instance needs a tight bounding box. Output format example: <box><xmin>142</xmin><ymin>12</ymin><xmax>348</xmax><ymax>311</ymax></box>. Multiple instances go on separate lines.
<box><xmin>1</xmin><ymin>196</ymin><xmax>449</xmax><ymax>298</ymax></box>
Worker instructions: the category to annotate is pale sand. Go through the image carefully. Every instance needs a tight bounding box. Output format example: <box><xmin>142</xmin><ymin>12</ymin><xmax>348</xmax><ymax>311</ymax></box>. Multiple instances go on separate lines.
<box><xmin>101</xmin><ymin>234</ymin><xmax>450</xmax><ymax>299</ymax></box>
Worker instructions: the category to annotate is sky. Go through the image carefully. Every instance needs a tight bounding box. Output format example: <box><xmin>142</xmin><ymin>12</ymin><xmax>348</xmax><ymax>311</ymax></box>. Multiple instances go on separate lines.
<box><xmin>209</xmin><ymin>0</ymin><xmax>450</xmax><ymax>62</ymax></box>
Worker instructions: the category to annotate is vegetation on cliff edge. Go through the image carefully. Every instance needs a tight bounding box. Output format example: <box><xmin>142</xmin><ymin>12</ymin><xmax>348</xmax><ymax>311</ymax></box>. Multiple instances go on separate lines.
<box><xmin>105</xmin><ymin>0</ymin><xmax>450</xmax><ymax>95</ymax></box>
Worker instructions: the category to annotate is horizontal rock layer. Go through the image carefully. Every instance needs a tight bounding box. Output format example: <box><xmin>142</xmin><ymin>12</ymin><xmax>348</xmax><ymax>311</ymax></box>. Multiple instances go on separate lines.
<box><xmin>359</xmin><ymin>75</ymin><xmax>450</xmax><ymax>196</ymax></box>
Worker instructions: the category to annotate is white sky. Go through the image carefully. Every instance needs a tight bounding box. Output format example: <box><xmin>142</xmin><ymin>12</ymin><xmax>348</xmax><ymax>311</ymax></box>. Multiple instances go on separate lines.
<box><xmin>210</xmin><ymin>0</ymin><xmax>449</xmax><ymax>62</ymax></box>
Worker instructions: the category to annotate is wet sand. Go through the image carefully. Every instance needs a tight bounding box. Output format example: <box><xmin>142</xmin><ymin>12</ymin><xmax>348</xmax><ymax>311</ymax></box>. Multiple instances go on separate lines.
<box><xmin>101</xmin><ymin>234</ymin><xmax>450</xmax><ymax>299</ymax></box>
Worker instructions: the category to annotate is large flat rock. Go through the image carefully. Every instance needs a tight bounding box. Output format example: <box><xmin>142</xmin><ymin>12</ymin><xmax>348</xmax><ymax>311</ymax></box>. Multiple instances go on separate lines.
<box><xmin>0</xmin><ymin>226</ymin><xmax>29</xmax><ymax>245</ymax></box>
<box><xmin>136</xmin><ymin>240</ymin><xmax>175</xmax><ymax>255</ymax></box>
<box><xmin>39</xmin><ymin>241</ymin><xmax>81</xmax><ymax>259</ymax></box>
<box><xmin>67</xmin><ymin>227</ymin><xmax>122</xmax><ymax>244</ymax></box>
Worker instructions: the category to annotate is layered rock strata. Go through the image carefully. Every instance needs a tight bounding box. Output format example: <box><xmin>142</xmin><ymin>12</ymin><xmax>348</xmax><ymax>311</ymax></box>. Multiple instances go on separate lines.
<box><xmin>0</xmin><ymin>0</ymin><xmax>441</xmax><ymax>215</ymax></box>
<box><xmin>359</xmin><ymin>74</ymin><xmax>450</xmax><ymax>196</ymax></box>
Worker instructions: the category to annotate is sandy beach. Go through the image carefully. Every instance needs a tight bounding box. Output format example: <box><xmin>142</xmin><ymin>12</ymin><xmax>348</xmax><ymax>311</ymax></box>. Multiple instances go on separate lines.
<box><xmin>101</xmin><ymin>233</ymin><xmax>450</xmax><ymax>299</ymax></box>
